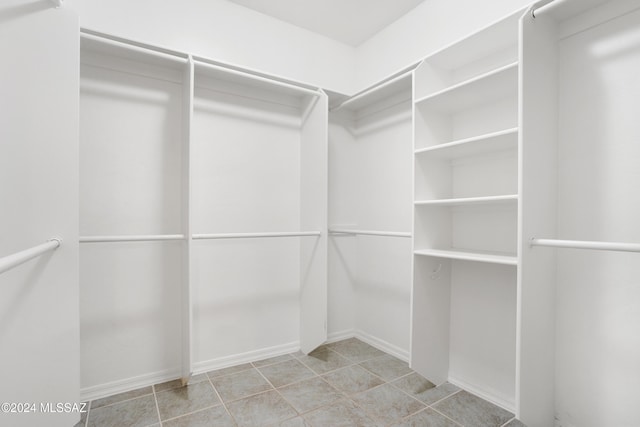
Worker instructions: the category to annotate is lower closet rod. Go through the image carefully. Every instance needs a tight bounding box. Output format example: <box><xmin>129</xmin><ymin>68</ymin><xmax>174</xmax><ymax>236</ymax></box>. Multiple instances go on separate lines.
<box><xmin>0</xmin><ymin>238</ymin><xmax>61</xmax><ymax>275</ymax></box>
<box><xmin>80</xmin><ymin>234</ymin><xmax>185</xmax><ymax>243</ymax></box>
<box><xmin>530</xmin><ymin>238</ymin><xmax>640</xmax><ymax>253</ymax></box>
<box><xmin>193</xmin><ymin>232</ymin><xmax>322</xmax><ymax>240</ymax></box>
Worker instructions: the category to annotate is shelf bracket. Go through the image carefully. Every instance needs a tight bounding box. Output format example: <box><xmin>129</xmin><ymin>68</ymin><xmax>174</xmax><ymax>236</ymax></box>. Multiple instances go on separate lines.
<box><xmin>50</xmin><ymin>0</ymin><xmax>64</xmax><ymax>8</ymax></box>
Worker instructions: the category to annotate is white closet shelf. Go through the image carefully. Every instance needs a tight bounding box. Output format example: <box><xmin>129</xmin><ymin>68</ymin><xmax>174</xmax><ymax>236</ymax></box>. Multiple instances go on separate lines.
<box><xmin>80</xmin><ymin>30</ymin><xmax>188</xmax><ymax>70</ymax></box>
<box><xmin>80</xmin><ymin>234</ymin><xmax>185</xmax><ymax>243</ymax></box>
<box><xmin>332</xmin><ymin>69</ymin><xmax>414</xmax><ymax>112</ymax></box>
<box><xmin>192</xmin><ymin>232</ymin><xmax>321</xmax><ymax>240</ymax></box>
<box><xmin>193</xmin><ymin>58</ymin><xmax>320</xmax><ymax>99</ymax></box>
<box><xmin>415</xmin><ymin>128</ymin><xmax>518</xmax><ymax>159</ymax></box>
<box><xmin>426</xmin><ymin>11</ymin><xmax>520</xmax><ymax>70</ymax></box>
<box><xmin>329</xmin><ymin>229</ymin><xmax>412</xmax><ymax>238</ymax></box>
<box><xmin>414</xmin><ymin>62</ymin><xmax>518</xmax><ymax>113</ymax></box>
<box><xmin>414</xmin><ymin>248</ymin><xmax>517</xmax><ymax>265</ymax></box>
<box><xmin>415</xmin><ymin>194</ymin><xmax>518</xmax><ymax>207</ymax></box>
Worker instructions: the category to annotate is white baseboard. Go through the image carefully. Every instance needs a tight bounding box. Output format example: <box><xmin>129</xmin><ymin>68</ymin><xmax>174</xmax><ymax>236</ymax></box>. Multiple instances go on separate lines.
<box><xmin>327</xmin><ymin>329</ymin><xmax>410</xmax><ymax>362</ymax></box>
<box><xmin>80</xmin><ymin>368</ymin><xmax>180</xmax><ymax>402</ymax></box>
<box><xmin>326</xmin><ymin>329</ymin><xmax>356</xmax><ymax>344</ymax></box>
<box><xmin>353</xmin><ymin>330</ymin><xmax>410</xmax><ymax>362</ymax></box>
<box><xmin>447</xmin><ymin>375</ymin><xmax>515</xmax><ymax>414</ymax></box>
<box><xmin>80</xmin><ymin>332</ymin><xmax>409</xmax><ymax>402</ymax></box>
<box><xmin>192</xmin><ymin>341</ymin><xmax>300</xmax><ymax>375</ymax></box>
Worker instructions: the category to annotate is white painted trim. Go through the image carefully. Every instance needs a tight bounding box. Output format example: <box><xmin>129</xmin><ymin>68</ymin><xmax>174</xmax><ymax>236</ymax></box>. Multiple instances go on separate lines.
<box><xmin>354</xmin><ymin>330</ymin><xmax>410</xmax><ymax>362</ymax></box>
<box><xmin>80</xmin><ymin>368</ymin><xmax>181</xmax><ymax>402</ymax></box>
<box><xmin>326</xmin><ymin>329</ymin><xmax>356</xmax><ymax>344</ymax></box>
<box><xmin>79</xmin><ymin>332</ymin><xmax>409</xmax><ymax>402</ymax></box>
<box><xmin>448</xmin><ymin>375</ymin><xmax>516</xmax><ymax>414</ymax></box>
<box><xmin>192</xmin><ymin>341</ymin><xmax>300</xmax><ymax>375</ymax></box>
<box><xmin>326</xmin><ymin>329</ymin><xmax>410</xmax><ymax>362</ymax></box>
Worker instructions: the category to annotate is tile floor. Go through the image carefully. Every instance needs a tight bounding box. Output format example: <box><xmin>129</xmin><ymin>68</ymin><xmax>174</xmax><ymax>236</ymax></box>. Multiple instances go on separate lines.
<box><xmin>75</xmin><ymin>338</ymin><xmax>527</xmax><ymax>427</ymax></box>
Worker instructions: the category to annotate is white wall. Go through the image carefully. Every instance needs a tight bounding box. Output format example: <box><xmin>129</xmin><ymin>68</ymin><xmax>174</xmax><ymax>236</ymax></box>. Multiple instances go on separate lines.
<box><xmin>0</xmin><ymin>2</ymin><xmax>80</xmax><ymax>426</ymax></box>
<box><xmin>355</xmin><ymin>0</ymin><xmax>534</xmax><ymax>91</ymax></box>
<box><xmin>555</xmin><ymin>6</ymin><xmax>640</xmax><ymax>426</ymax></box>
<box><xmin>65</xmin><ymin>0</ymin><xmax>355</xmax><ymax>94</ymax></box>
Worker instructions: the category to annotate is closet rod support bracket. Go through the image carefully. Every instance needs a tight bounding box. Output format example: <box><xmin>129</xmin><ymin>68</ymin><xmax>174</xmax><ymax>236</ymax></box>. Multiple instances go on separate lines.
<box><xmin>50</xmin><ymin>0</ymin><xmax>64</xmax><ymax>8</ymax></box>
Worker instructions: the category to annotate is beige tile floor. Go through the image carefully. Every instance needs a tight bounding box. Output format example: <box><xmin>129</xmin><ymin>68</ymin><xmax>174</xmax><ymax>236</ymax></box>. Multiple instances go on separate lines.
<box><xmin>75</xmin><ymin>338</ymin><xmax>526</xmax><ymax>427</ymax></box>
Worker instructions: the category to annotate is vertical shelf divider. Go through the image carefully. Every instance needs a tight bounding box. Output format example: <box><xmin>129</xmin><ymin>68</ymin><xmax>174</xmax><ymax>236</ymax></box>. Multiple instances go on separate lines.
<box><xmin>181</xmin><ymin>55</ymin><xmax>194</xmax><ymax>384</ymax></box>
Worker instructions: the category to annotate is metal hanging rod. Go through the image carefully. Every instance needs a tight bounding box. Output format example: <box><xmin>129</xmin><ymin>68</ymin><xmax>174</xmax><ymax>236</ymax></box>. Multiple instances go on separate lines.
<box><xmin>193</xmin><ymin>59</ymin><xmax>321</xmax><ymax>98</ymax></box>
<box><xmin>80</xmin><ymin>234</ymin><xmax>185</xmax><ymax>243</ymax></box>
<box><xmin>0</xmin><ymin>239</ymin><xmax>62</xmax><ymax>275</ymax></box>
<box><xmin>530</xmin><ymin>238</ymin><xmax>640</xmax><ymax>253</ymax></box>
<box><xmin>530</xmin><ymin>0</ymin><xmax>556</xmax><ymax>18</ymax></box>
<box><xmin>329</xmin><ymin>229</ymin><xmax>412</xmax><ymax>238</ymax></box>
<box><xmin>193</xmin><ymin>232</ymin><xmax>322</xmax><ymax>240</ymax></box>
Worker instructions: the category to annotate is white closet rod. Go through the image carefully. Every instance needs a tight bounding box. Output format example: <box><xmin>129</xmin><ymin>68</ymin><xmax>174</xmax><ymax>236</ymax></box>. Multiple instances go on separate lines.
<box><xmin>329</xmin><ymin>229</ymin><xmax>412</xmax><ymax>238</ymax></box>
<box><xmin>331</xmin><ymin>70</ymin><xmax>414</xmax><ymax>112</ymax></box>
<box><xmin>80</xmin><ymin>234</ymin><xmax>185</xmax><ymax>243</ymax></box>
<box><xmin>80</xmin><ymin>32</ymin><xmax>189</xmax><ymax>65</ymax></box>
<box><xmin>530</xmin><ymin>0</ymin><xmax>556</xmax><ymax>18</ymax></box>
<box><xmin>193</xmin><ymin>232</ymin><xmax>322</xmax><ymax>240</ymax></box>
<box><xmin>0</xmin><ymin>239</ymin><xmax>61</xmax><ymax>275</ymax></box>
<box><xmin>193</xmin><ymin>59</ymin><xmax>320</xmax><ymax>98</ymax></box>
<box><xmin>530</xmin><ymin>238</ymin><xmax>640</xmax><ymax>253</ymax></box>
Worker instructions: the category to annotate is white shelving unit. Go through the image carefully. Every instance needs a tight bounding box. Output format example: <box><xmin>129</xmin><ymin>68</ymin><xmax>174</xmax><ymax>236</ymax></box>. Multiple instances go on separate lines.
<box><xmin>78</xmin><ymin>31</ymin><xmax>327</xmax><ymax>400</ymax></box>
<box><xmin>411</xmin><ymin>9</ymin><xmax>522</xmax><ymax>414</ymax></box>
<box><xmin>328</xmin><ymin>70</ymin><xmax>414</xmax><ymax>358</ymax></box>
<box><xmin>518</xmin><ymin>1</ymin><xmax>639</xmax><ymax>426</ymax></box>
<box><xmin>79</xmin><ymin>31</ymin><xmax>189</xmax><ymax>395</ymax></box>
<box><xmin>191</xmin><ymin>56</ymin><xmax>327</xmax><ymax>363</ymax></box>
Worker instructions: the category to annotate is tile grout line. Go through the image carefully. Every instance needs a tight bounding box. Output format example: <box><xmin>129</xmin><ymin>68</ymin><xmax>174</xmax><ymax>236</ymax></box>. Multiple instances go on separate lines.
<box><xmin>153</xmin><ymin>380</ymin><xmax>223</xmax><ymax>425</ymax></box>
<box><xmin>206</xmin><ymin>375</ymin><xmax>239</xmax><ymax>427</ymax></box>
<box><xmin>88</xmin><ymin>389</ymin><xmax>155</xmax><ymax>410</ymax></box>
<box><xmin>151</xmin><ymin>384</ymin><xmax>163</xmax><ymax>427</ymax></box>
<box><xmin>312</xmin><ymin>340</ymin><xmax>425</xmax><ymax>426</ymax></box>
<box><xmin>204</xmin><ymin>371</ymin><xmax>244</xmax><ymax>426</ymax></box>
<box><xmin>429</xmin><ymin>404</ymin><xmax>466</xmax><ymax>427</ymax></box>
<box><xmin>293</xmin><ymin>347</ymin><xmax>361</xmax><ymax>375</ymax></box>
<box><xmin>253</xmin><ymin>362</ymin><xmax>305</xmax><ymax>419</ymax></box>
<box><xmin>499</xmin><ymin>416</ymin><xmax>517</xmax><ymax>427</ymax></box>
<box><xmin>83</xmin><ymin>400</ymin><xmax>91</xmax><ymax>427</ymax></box>
<box><xmin>427</xmin><ymin>388</ymin><xmax>463</xmax><ymax>408</ymax></box>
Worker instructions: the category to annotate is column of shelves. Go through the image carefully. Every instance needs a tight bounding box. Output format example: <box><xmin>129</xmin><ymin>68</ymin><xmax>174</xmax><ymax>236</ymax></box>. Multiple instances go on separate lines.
<box><xmin>411</xmin><ymin>10</ymin><xmax>521</xmax><ymax>411</ymax></box>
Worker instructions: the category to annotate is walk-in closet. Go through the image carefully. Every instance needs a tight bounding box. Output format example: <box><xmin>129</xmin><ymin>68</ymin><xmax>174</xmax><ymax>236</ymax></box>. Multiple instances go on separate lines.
<box><xmin>2</xmin><ymin>0</ymin><xmax>639</xmax><ymax>426</ymax></box>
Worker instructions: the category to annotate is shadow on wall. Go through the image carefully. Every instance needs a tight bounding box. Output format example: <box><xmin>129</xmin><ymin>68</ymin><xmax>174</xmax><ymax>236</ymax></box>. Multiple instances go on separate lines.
<box><xmin>0</xmin><ymin>1</ymin><xmax>51</xmax><ymax>25</ymax></box>
<box><xmin>0</xmin><ymin>253</ymin><xmax>55</xmax><ymax>336</ymax></box>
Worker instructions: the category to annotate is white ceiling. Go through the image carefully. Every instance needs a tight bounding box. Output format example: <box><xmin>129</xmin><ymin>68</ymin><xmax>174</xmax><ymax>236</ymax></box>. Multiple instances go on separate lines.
<box><xmin>226</xmin><ymin>0</ymin><xmax>427</xmax><ymax>46</ymax></box>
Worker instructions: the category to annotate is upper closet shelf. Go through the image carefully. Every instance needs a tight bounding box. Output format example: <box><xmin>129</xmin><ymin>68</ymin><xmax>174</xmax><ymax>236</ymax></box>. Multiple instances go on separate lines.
<box><xmin>415</xmin><ymin>128</ymin><xmax>518</xmax><ymax>158</ymax></box>
<box><xmin>332</xmin><ymin>69</ymin><xmax>414</xmax><ymax>112</ymax></box>
<box><xmin>193</xmin><ymin>58</ymin><xmax>320</xmax><ymax>100</ymax></box>
<box><xmin>80</xmin><ymin>30</ymin><xmax>188</xmax><ymax>70</ymax></box>
<box><xmin>425</xmin><ymin>11</ymin><xmax>520</xmax><ymax>71</ymax></box>
<box><xmin>532</xmin><ymin>0</ymin><xmax>610</xmax><ymax>21</ymax></box>
<box><xmin>415</xmin><ymin>62</ymin><xmax>518</xmax><ymax>112</ymax></box>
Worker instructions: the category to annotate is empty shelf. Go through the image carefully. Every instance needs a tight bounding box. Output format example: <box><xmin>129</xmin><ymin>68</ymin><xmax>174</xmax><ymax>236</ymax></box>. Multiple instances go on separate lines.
<box><xmin>415</xmin><ymin>194</ymin><xmax>518</xmax><ymax>207</ymax></box>
<box><xmin>415</xmin><ymin>128</ymin><xmax>518</xmax><ymax>159</ymax></box>
<box><xmin>415</xmin><ymin>63</ymin><xmax>518</xmax><ymax>113</ymax></box>
<box><xmin>414</xmin><ymin>248</ymin><xmax>517</xmax><ymax>265</ymax></box>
